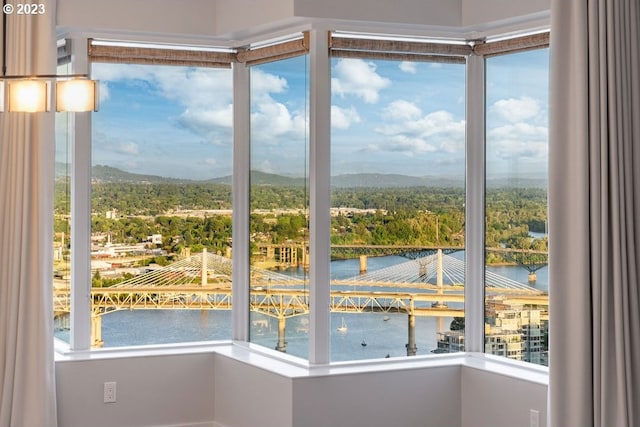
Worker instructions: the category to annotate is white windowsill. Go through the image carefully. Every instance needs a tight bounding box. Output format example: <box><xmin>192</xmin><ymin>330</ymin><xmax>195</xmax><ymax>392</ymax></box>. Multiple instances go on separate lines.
<box><xmin>54</xmin><ymin>339</ymin><xmax>548</xmax><ymax>386</ymax></box>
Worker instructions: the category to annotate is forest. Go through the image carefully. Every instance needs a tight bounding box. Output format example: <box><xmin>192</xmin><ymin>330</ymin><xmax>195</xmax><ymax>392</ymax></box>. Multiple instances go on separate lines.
<box><xmin>54</xmin><ymin>180</ymin><xmax>548</xmax><ymax>261</ymax></box>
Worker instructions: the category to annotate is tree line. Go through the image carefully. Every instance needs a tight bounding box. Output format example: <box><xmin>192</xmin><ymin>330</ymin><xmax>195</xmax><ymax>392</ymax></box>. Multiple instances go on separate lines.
<box><xmin>54</xmin><ymin>182</ymin><xmax>548</xmax><ymax>260</ymax></box>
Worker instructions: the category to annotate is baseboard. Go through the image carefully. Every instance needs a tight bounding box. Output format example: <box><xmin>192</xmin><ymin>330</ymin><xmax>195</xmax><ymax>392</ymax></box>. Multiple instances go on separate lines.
<box><xmin>159</xmin><ymin>423</ymin><xmax>216</xmax><ymax>427</ymax></box>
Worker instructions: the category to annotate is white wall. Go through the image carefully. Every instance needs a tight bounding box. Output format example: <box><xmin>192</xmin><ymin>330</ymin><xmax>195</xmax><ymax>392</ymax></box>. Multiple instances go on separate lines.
<box><xmin>461</xmin><ymin>367</ymin><xmax>548</xmax><ymax>427</ymax></box>
<box><xmin>292</xmin><ymin>366</ymin><xmax>461</xmax><ymax>427</ymax></box>
<box><xmin>56</xmin><ymin>0</ymin><xmax>219</xmax><ymax>39</ymax></box>
<box><xmin>56</xmin><ymin>0</ymin><xmax>549</xmax><ymax>44</ymax></box>
<box><xmin>293</xmin><ymin>0</ymin><xmax>461</xmax><ymax>27</ymax></box>
<box><xmin>461</xmin><ymin>0</ymin><xmax>550</xmax><ymax>28</ymax></box>
<box><xmin>213</xmin><ymin>355</ymin><xmax>293</xmax><ymax>427</ymax></box>
<box><xmin>56</xmin><ymin>353</ymin><xmax>216</xmax><ymax>427</ymax></box>
<box><xmin>55</xmin><ymin>350</ymin><xmax>548</xmax><ymax>427</ymax></box>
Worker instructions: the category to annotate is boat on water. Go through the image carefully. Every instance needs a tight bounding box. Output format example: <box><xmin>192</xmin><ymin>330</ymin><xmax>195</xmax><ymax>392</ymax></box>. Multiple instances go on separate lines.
<box><xmin>337</xmin><ymin>317</ymin><xmax>347</xmax><ymax>333</ymax></box>
<box><xmin>383</xmin><ymin>316</ymin><xmax>390</xmax><ymax>322</ymax></box>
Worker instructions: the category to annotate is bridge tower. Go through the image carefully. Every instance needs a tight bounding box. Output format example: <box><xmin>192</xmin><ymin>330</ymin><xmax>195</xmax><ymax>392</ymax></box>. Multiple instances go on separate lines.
<box><xmin>201</xmin><ymin>248</ymin><xmax>207</xmax><ymax>287</ymax></box>
<box><xmin>433</xmin><ymin>249</ymin><xmax>447</xmax><ymax>333</ymax></box>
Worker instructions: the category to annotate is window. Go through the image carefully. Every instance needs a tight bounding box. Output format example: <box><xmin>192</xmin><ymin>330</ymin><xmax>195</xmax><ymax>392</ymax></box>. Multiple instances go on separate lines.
<box><xmin>329</xmin><ymin>55</ymin><xmax>466</xmax><ymax>361</ymax></box>
<box><xmin>53</xmin><ymin>61</ymin><xmax>72</xmax><ymax>344</ymax></box>
<box><xmin>90</xmin><ymin>61</ymin><xmax>233</xmax><ymax>347</ymax></box>
<box><xmin>249</xmin><ymin>54</ymin><xmax>310</xmax><ymax>358</ymax></box>
<box><xmin>484</xmin><ymin>47</ymin><xmax>549</xmax><ymax>366</ymax></box>
<box><xmin>53</xmin><ymin>31</ymin><xmax>550</xmax><ymax>371</ymax></box>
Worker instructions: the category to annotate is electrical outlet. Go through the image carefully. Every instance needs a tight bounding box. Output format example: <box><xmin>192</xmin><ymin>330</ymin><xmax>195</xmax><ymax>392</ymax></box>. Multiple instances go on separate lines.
<box><xmin>103</xmin><ymin>381</ymin><xmax>117</xmax><ymax>403</ymax></box>
<box><xmin>530</xmin><ymin>409</ymin><xmax>539</xmax><ymax>427</ymax></box>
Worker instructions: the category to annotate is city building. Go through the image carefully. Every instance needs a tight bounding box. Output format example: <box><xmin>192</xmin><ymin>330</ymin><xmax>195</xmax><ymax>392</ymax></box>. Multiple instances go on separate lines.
<box><xmin>1</xmin><ymin>1</ymin><xmax>637</xmax><ymax>427</ymax></box>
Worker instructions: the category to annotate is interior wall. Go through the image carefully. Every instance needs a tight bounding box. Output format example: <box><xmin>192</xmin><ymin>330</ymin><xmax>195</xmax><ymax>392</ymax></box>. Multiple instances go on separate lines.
<box><xmin>55</xmin><ymin>351</ymin><xmax>548</xmax><ymax>427</ymax></box>
<box><xmin>57</xmin><ymin>0</ymin><xmax>550</xmax><ymax>44</ymax></box>
<box><xmin>461</xmin><ymin>0</ymin><xmax>550</xmax><ymax>28</ymax></box>
<box><xmin>291</xmin><ymin>366</ymin><xmax>462</xmax><ymax>427</ymax></box>
<box><xmin>213</xmin><ymin>355</ymin><xmax>293</xmax><ymax>427</ymax></box>
<box><xmin>56</xmin><ymin>0</ymin><xmax>219</xmax><ymax>39</ymax></box>
<box><xmin>461</xmin><ymin>367</ymin><xmax>548</xmax><ymax>427</ymax></box>
<box><xmin>55</xmin><ymin>353</ymin><xmax>216</xmax><ymax>427</ymax></box>
<box><xmin>293</xmin><ymin>0</ymin><xmax>461</xmax><ymax>27</ymax></box>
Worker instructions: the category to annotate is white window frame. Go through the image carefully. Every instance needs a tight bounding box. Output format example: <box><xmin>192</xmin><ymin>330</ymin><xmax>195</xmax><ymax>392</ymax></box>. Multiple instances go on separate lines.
<box><xmin>55</xmin><ymin>30</ymin><xmax>549</xmax><ymax>376</ymax></box>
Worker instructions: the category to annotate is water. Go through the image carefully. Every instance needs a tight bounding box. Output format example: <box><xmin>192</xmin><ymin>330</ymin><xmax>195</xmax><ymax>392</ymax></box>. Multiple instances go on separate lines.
<box><xmin>60</xmin><ymin>252</ymin><xmax>548</xmax><ymax>361</ymax></box>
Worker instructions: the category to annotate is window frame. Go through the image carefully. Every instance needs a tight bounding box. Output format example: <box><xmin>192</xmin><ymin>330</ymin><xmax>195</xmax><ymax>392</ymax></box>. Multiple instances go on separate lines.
<box><xmin>55</xmin><ymin>30</ymin><xmax>550</xmax><ymax>372</ymax></box>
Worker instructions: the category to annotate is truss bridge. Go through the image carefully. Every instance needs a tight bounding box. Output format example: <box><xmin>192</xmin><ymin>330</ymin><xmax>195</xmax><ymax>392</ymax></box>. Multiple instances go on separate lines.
<box><xmin>54</xmin><ymin>249</ymin><xmax>547</xmax><ymax>352</ymax></box>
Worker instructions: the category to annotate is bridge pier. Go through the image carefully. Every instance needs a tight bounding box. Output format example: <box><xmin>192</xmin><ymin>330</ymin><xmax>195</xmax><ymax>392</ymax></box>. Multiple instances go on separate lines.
<box><xmin>359</xmin><ymin>255</ymin><xmax>368</xmax><ymax>273</ymax></box>
<box><xmin>406</xmin><ymin>312</ymin><xmax>417</xmax><ymax>356</ymax></box>
<box><xmin>275</xmin><ymin>315</ymin><xmax>287</xmax><ymax>352</ymax></box>
<box><xmin>91</xmin><ymin>314</ymin><xmax>104</xmax><ymax>348</ymax></box>
<box><xmin>528</xmin><ymin>272</ymin><xmax>537</xmax><ymax>283</ymax></box>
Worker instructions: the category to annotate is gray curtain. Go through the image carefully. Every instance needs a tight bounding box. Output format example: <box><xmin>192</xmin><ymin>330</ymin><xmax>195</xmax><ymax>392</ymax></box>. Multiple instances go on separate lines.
<box><xmin>549</xmin><ymin>0</ymin><xmax>640</xmax><ymax>426</ymax></box>
<box><xmin>0</xmin><ymin>1</ymin><xmax>58</xmax><ymax>426</ymax></box>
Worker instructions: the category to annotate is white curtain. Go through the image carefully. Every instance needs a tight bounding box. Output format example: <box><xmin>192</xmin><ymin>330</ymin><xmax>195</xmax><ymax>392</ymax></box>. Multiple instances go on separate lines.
<box><xmin>549</xmin><ymin>0</ymin><xmax>640</xmax><ymax>426</ymax></box>
<box><xmin>0</xmin><ymin>1</ymin><xmax>58</xmax><ymax>426</ymax></box>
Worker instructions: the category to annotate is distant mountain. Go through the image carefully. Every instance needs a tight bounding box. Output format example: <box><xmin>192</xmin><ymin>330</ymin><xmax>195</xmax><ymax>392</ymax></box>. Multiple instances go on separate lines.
<box><xmin>486</xmin><ymin>177</ymin><xmax>547</xmax><ymax>189</ymax></box>
<box><xmin>64</xmin><ymin>164</ymin><xmax>545</xmax><ymax>189</ymax></box>
<box><xmin>208</xmin><ymin>171</ymin><xmax>306</xmax><ymax>187</ymax></box>
<box><xmin>91</xmin><ymin>165</ymin><xmax>194</xmax><ymax>184</ymax></box>
<box><xmin>331</xmin><ymin>173</ymin><xmax>463</xmax><ymax>188</ymax></box>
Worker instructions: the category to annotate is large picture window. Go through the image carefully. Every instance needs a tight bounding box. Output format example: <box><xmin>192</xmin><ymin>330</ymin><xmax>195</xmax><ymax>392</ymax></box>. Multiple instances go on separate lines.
<box><xmin>249</xmin><ymin>54</ymin><xmax>310</xmax><ymax>358</ymax></box>
<box><xmin>54</xmin><ymin>32</ymin><xmax>550</xmax><ymax>371</ymax></box>
<box><xmin>89</xmin><ymin>62</ymin><xmax>233</xmax><ymax>347</ymax></box>
<box><xmin>329</xmin><ymin>52</ymin><xmax>466</xmax><ymax>361</ymax></box>
<box><xmin>484</xmin><ymin>47</ymin><xmax>549</xmax><ymax>365</ymax></box>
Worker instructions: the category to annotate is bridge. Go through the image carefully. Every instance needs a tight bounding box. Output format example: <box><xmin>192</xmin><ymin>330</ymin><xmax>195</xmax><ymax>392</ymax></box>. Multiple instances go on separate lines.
<box><xmin>255</xmin><ymin>243</ymin><xmax>548</xmax><ymax>273</ymax></box>
<box><xmin>54</xmin><ymin>249</ymin><xmax>547</xmax><ymax>353</ymax></box>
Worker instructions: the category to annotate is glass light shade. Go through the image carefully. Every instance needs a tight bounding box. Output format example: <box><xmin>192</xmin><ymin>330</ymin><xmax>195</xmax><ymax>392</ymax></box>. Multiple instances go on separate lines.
<box><xmin>56</xmin><ymin>79</ymin><xmax>99</xmax><ymax>112</ymax></box>
<box><xmin>8</xmin><ymin>79</ymin><xmax>50</xmax><ymax>112</ymax></box>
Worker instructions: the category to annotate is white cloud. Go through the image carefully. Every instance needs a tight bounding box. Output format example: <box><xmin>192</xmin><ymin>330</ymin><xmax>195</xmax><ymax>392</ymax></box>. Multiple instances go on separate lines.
<box><xmin>383</xmin><ymin>100</ymin><xmax>422</xmax><ymax>121</ymax></box>
<box><xmin>331</xmin><ymin>105</ymin><xmax>361</xmax><ymax>129</ymax></box>
<box><xmin>95</xmin><ymin>62</ymin><xmax>310</xmax><ymax>158</ymax></box>
<box><xmin>257</xmin><ymin>160</ymin><xmax>274</xmax><ymax>173</ymax></box>
<box><xmin>94</xmin><ymin>63</ymin><xmax>234</xmax><ymax>143</ymax></box>
<box><xmin>399</xmin><ymin>61</ymin><xmax>417</xmax><ymax>74</ymax></box>
<box><xmin>375</xmin><ymin>108</ymin><xmax>465</xmax><ymax>155</ymax></box>
<box><xmin>116</xmin><ymin>142</ymin><xmax>139</xmax><ymax>155</ymax></box>
<box><xmin>331</xmin><ymin>59</ymin><xmax>391</xmax><ymax>104</ymax></box>
<box><xmin>490</xmin><ymin>96</ymin><xmax>541</xmax><ymax>123</ymax></box>
<box><xmin>250</xmin><ymin>100</ymin><xmax>306</xmax><ymax>143</ymax></box>
<box><xmin>488</xmin><ymin>122</ymin><xmax>548</xmax><ymax>160</ymax></box>
<box><xmin>250</xmin><ymin>69</ymin><xmax>288</xmax><ymax>98</ymax></box>
<box><xmin>98</xmin><ymin>82</ymin><xmax>110</xmax><ymax>103</ymax></box>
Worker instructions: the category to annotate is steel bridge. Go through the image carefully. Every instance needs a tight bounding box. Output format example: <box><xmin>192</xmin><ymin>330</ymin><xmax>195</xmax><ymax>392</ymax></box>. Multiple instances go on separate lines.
<box><xmin>53</xmin><ymin>249</ymin><xmax>547</xmax><ymax>350</ymax></box>
<box><xmin>256</xmin><ymin>243</ymin><xmax>548</xmax><ymax>271</ymax></box>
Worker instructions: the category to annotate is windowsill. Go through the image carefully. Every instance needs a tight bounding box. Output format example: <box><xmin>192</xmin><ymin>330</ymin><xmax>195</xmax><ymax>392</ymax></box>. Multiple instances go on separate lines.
<box><xmin>54</xmin><ymin>339</ymin><xmax>548</xmax><ymax>386</ymax></box>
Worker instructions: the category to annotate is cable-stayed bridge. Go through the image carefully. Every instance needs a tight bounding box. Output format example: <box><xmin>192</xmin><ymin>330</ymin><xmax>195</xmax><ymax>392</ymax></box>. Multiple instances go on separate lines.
<box><xmin>53</xmin><ymin>249</ymin><xmax>546</xmax><ymax>350</ymax></box>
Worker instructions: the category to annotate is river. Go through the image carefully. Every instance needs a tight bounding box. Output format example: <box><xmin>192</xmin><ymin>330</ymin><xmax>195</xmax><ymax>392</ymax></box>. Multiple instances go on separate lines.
<box><xmin>60</xmin><ymin>252</ymin><xmax>548</xmax><ymax>361</ymax></box>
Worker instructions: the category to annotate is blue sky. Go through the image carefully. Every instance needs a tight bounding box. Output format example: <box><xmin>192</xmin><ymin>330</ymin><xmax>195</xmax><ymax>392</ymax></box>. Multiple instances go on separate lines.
<box><xmin>59</xmin><ymin>48</ymin><xmax>548</xmax><ymax>181</ymax></box>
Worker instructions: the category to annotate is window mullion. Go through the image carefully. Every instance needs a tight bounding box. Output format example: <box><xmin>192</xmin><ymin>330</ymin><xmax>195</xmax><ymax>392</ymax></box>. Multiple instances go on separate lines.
<box><xmin>308</xmin><ymin>29</ymin><xmax>331</xmax><ymax>365</ymax></box>
<box><xmin>232</xmin><ymin>61</ymin><xmax>251</xmax><ymax>342</ymax></box>
<box><xmin>70</xmin><ymin>37</ymin><xmax>93</xmax><ymax>351</ymax></box>
<box><xmin>464</xmin><ymin>53</ymin><xmax>486</xmax><ymax>353</ymax></box>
